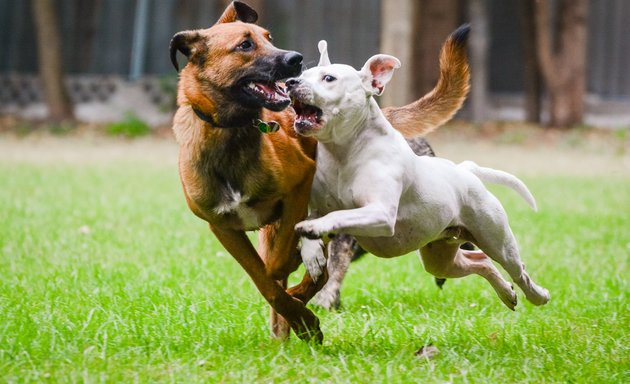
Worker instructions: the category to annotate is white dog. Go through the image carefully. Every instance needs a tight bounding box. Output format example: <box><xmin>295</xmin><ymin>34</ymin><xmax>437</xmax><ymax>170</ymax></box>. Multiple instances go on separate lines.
<box><xmin>286</xmin><ymin>41</ymin><xmax>550</xmax><ymax>310</ymax></box>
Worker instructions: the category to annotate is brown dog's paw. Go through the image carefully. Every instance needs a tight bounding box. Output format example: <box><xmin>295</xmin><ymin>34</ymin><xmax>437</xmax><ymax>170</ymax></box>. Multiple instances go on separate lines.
<box><xmin>290</xmin><ymin>308</ymin><xmax>323</xmax><ymax>344</ymax></box>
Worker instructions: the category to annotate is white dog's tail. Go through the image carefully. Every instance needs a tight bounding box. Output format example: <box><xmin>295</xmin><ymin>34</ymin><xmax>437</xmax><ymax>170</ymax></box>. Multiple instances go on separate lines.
<box><xmin>459</xmin><ymin>161</ymin><xmax>538</xmax><ymax>211</ymax></box>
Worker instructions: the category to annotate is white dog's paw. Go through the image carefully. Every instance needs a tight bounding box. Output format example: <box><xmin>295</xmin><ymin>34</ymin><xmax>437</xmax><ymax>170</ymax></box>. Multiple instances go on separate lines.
<box><xmin>295</xmin><ymin>219</ymin><xmax>329</xmax><ymax>240</ymax></box>
<box><xmin>526</xmin><ymin>286</ymin><xmax>551</xmax><ymax>306</ymax></box>
<box><xmin>300</xmin><ymin>238</ymin><xmax>327</xmax><ymax>283</ymax></box>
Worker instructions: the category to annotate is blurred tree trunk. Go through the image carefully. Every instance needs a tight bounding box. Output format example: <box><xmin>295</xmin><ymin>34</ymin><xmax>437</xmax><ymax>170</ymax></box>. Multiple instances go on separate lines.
<box><xmin>32</xmin><ymin>0</ymin><xmax>74</xmax><ymax>122</ymax></box>
<box><xmin>534</xmin><ymin>0</ymin><xmax>587</xmax><ymax>128</ymax></box>
<box><xmin>380</xmin><ymin>0</ymin><xmax>413</xmax><ymax>107</ymax></box>
<box><xmin>468</xmin><ymin>0</ymin><xmax>489</xmax><ymax>124</ymax></box>
<box><xmin>410</xmin><ymin>0</ymin><xmax>459</xmax><ymax>100</ymax></box>
<box><xmin>520</xmin><ymin>0</ymin><xmax>542</xmax><ymax>123</ymax></box>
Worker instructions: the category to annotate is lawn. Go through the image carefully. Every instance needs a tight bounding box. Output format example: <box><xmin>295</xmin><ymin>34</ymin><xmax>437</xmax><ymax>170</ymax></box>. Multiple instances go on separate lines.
<box><xmin>0</xmin><ymin>130</ymin><xmax>628</xmax><ymax>383</ymax></box>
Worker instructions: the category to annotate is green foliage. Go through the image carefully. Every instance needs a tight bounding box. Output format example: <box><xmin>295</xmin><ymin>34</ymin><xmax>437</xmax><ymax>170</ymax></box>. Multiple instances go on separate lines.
<box><xmin>495</xmin><ymin>129</ymin><xmax>528</xmax><ymax>145</ymax></box>
<box><xmin>106</xmin><ymin>113</ymin><xmax>150</xmax><ymax>137</ymax></box>
<box><xmin>0</xmin><ymin>162</ymin><xmax>628</xmax><ymax>383</ymax></box>
<box><xmin>13</xmin><ymin>121</ymin><xmax>37</xmax><ymax>137</ymax></box>
<box><xmin>48</xmin><ymin>122</ymin><xmax>75</xmax><ymax>135</ymax></box>
<box><xmin>614</xmin><ymin>127</ymin><xmax>629</xmax><ymax>155</ymax></box>
<box><xmin>158</xmin><ymin>75</ymin><xmax>178</xmax><ymax>111</ymax></box>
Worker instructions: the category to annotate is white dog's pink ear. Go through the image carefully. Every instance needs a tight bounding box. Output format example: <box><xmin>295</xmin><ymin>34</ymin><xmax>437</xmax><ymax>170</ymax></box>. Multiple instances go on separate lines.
<box><xmin>318</xmin><ymin>40</ymin><xmax>331</xmax><ymax>66</ymax></box>
<box><xmin>359</xmin><ymin>54</ymin><xmax>401</xmax><ymax>96</ymax></box>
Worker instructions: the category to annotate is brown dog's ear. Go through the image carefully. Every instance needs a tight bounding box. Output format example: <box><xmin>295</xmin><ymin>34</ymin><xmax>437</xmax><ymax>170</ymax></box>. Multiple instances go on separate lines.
<box><xmin>170</xmin><ymin>31</ymin><xmax>202</xmax><ymax>72</ymax></box>
<box><xmin>216</xmin><ymin>1</ymin><xmax>258</xmax><ymax>24</ymax></box>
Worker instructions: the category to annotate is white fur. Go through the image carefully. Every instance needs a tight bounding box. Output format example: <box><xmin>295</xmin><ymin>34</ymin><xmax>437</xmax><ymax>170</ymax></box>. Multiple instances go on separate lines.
<box><xmin>289</xmin><ymin>45</ymin><xmax>550</xmax><ymax>309</ymax></box>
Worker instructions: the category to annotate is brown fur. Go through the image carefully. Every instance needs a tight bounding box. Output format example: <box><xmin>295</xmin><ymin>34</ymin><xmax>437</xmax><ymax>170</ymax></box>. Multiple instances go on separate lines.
<box><xmin>171</xmin><ymin>1</ymin><xmax>470</xmax><ymax>342</ymax></box>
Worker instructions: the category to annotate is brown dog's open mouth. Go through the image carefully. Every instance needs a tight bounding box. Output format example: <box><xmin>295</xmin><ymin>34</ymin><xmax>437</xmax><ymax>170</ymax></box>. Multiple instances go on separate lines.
<box><xmin>242</xmin><ymin>80</ymin><xmax>290</xmax><ymax>111</ymax></box>
<box><xmin>291</xmin><ymin>99</ymin><xmax>323</xmax><ymax>132</ymax></box>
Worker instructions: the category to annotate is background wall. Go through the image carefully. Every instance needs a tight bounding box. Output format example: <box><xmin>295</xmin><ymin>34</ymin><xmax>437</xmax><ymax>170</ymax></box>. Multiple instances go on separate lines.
<box><xmin>1</xmin><ymin>0</ymin><xmax>628</xmax><ymax>125</ymax></box>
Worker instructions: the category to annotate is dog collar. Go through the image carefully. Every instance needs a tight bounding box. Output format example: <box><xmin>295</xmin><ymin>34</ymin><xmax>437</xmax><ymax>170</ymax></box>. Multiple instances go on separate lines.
<box><xmin>193</xmin><ymin>108</ymin><xmax>279</xmax><ymax>134</ymax></box>
<box><xmin>254</xmin><ymin>119</ymin><xmax>280</xmax><ymax>133</ymax></box>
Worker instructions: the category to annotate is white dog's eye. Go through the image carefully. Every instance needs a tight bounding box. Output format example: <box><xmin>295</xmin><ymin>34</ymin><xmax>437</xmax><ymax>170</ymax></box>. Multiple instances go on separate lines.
<box><xmin>322</xmin><ymin>75</ymin><xmax>336</xmax><ymax>82</ymax></box>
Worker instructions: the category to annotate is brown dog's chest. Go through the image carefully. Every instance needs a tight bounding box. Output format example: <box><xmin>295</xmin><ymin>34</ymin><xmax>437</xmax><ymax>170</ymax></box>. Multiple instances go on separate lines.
<box><xmin>178</xmin><ymin>143</ymin><xmax>285</xmax><ymax>231</ymax></box>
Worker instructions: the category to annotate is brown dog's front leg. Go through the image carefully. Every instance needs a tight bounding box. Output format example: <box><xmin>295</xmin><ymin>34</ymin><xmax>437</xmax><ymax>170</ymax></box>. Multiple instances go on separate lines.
<box><xmin>287</xmin><ymin>235</ymin><xmax>332</xmax><ymax>304</ymax></box>
<box><xmin>258</xmin><ymin>177</ymin><xmax>316</xmax><ymax>339</ymax></box>
<box><xmin>210</xmin><ymin>225</ymin><xmax>323</xmax><ymax>343</ymax></box>
<box><xmin>270</xmin><ymin>278</ymin><xmax>289</xmax><ymax>340</ymax></box>
<box><xmin>287</xmin><ymin>268</ymin><xmax>329</xmax><ymax>304</ymax></box>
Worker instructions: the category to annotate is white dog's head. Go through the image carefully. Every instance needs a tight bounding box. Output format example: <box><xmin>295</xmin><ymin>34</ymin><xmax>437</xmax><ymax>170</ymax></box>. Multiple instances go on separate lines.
<box><xmin>287</xmin><ymin>40</ymin><xmax>400</xmax><ymax>141</ymax></box>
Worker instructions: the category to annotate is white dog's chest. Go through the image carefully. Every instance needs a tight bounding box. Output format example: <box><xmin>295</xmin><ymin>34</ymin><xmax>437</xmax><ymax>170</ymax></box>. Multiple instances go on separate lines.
<box><xmin>312</xmin><ymin>167</ymin><xmax>356</xmax><ymax>213</ymax></box>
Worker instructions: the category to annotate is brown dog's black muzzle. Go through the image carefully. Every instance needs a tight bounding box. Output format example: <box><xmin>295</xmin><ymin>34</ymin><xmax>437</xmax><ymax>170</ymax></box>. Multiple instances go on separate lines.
<box><xmin>281</xmin><ymin>51</ymin><xmax>304</xmax><ymax>77</ymax></box>
<box><xmin>233</xmin><ymin>50</ymin><xmax>303</xmax><ymax>113</ymax></box>
<box><xmin>253</xmin><ymin>50</ymin><xmax>303</xmax><ymax>81</ymax></box>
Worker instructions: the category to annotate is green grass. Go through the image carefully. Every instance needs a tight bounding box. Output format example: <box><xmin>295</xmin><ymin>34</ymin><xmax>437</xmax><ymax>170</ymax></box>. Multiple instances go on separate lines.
<box><xmin>106</xmin><ymin>113</ymin><xmax>151</xmax><ymax>138</ymax></box>
<box><xmin>0</xmin><ymin>158</ymin><xmax>628</xmax><ymax>383</ymax></box>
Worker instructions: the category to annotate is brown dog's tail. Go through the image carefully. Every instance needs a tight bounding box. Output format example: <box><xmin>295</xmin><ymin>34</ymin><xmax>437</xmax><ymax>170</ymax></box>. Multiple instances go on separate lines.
<box><xmin>383</xmin><ymin>24</ymin><xmax>470</xmax><ymax>138</ymax></box>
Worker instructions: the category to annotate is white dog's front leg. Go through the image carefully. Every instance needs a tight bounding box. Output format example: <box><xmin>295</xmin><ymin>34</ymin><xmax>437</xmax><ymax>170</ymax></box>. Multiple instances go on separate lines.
<box><xmin>295</xmin><ymin>204</ymin><xmax>397</xmax><ymax>239</ymax></box>
<box><xmin>300</xmin><ymin>238</ymin><xmax>327</xmax><ymax>283</ymax></box>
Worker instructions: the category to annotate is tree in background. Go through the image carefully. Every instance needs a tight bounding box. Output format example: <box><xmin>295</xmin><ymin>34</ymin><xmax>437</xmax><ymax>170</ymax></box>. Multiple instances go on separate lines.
<box><xmin>380</xmin><ymin>0</ymin><xmax>462</xmax><ymax>108</ymax></box>
<box><xmin>31</xmin><ymin>0</ymin><xmax>74</xmax><ymax>122</ymax></box>
<box><xmin>380</xmin><ymin>0</ymin><xmax>414</xmax><ymax>107</ymax></box>
<box><xmin>410</xmin><ymin>0</ymin><xmax>459</xmax><ymax>99</ymax></box>
<box><xmin>520</xmin><ymin>0</ymin><xmax>542</xmax><ymax>124</ymax></box>
<box><xmin>468</xmin><ymin>0</ymin><xmax>490</xmax><ymax>124</ymax></box>
<box><xmin>533</xmin><ymin>0</ymin><xmax>587</xmax><ymax>128</ymax></box>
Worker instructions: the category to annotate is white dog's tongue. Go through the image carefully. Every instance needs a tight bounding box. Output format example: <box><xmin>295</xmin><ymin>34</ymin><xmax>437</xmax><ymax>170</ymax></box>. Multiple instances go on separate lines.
<box><xmin>293</xmin><ymin>102</ymin><xmax>320</xmax><ymax>128</ymax></box>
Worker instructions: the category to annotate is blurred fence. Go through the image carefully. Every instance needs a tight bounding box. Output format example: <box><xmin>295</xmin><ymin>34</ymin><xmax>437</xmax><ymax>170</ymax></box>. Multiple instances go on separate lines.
<box><xmin>0</xmin><ymin>0</ymin><xmax>628</xmax><ymax>122</ymax></box>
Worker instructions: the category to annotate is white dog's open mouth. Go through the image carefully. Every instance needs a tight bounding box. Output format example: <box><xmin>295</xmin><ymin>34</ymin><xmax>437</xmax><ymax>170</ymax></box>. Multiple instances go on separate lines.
<box><xmin>291</xmin><ymin>99</ymin><xmax>323</xmax><ymax>132</ymax></box>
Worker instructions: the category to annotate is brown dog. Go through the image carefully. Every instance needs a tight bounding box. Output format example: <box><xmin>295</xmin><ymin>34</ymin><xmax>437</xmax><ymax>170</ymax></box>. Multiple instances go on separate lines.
<box><xmin>170</xmin><ymin>1</ymin><xmax>469</xmax><ymax>342</ymax></box>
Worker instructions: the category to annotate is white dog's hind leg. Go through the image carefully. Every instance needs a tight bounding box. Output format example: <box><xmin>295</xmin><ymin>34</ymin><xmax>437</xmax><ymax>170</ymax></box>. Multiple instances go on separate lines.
<box><xmin>419</xmin><ymin>240</ymin><xmax>518</xmax><ymax>310</ymax></box>
<box><xmin>311</xmin><ymin>234</ymin><xmax>361</xmax><ymax>310</ymax></box>
<box><xmin>466</xmin><ymin>209</ymin><xmax>551</xmax><ymax>306</ymax></box>
<box><xmin>479</xmin><ymin>239</ymin><xmax>550</xmax><ymax>306</ymax></box>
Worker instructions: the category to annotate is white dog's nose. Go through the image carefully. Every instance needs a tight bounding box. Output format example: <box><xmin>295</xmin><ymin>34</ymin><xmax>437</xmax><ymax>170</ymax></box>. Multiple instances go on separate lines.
<box><xmin>285</xmin><ymin>78</ymin><xmax>301</xmax><ymax>90</ymax></box>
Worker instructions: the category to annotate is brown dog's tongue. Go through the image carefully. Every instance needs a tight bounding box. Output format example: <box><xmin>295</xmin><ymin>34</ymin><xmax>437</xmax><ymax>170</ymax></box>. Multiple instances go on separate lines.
<box><xmin>256</xmin><ymin>82</ymin><xmax>287</xmax><ymax>98</ymax></box>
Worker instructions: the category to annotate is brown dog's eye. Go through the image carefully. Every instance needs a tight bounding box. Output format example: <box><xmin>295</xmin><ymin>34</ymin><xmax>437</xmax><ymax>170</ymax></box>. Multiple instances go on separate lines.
<box><xmin>237</xmin><ymin>39</ymin><xmax>255</xmax><ymax>51</ymax></box>
<box><xmin>322</xmin><ymin>75</ymin><xmax>336</xmax><ymax>82</ymax></box>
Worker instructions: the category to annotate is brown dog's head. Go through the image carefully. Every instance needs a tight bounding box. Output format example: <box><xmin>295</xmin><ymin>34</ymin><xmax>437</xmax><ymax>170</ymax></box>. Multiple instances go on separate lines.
<box><xmin>170</xmin><ymin>1</ymin><xmax>303</xmax><ymax>126</ymax></box>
